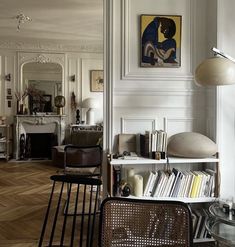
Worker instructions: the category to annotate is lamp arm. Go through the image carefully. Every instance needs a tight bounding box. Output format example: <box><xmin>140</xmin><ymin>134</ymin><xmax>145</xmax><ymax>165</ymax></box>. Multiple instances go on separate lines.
<box><xmin>212</xmin><ymin>47</ymin><xmax>235</xmax><ymax>63</ymax></box>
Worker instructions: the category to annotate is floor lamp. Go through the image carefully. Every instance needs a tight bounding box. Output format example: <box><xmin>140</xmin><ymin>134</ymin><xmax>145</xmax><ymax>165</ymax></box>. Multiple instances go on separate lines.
<box><xmin>195</xmin><ymin>47</ymin><xmax>235</xmax><ymax>86</ymax></box>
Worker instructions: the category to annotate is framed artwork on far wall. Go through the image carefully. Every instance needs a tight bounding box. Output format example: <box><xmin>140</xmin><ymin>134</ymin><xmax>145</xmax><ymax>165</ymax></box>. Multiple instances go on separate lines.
<box><xmin>140</xmin><ymin>14</ymin><xmax>182</xmax><ymax>68</ymax></box>
<box><xmin>90</xmin><ymin>70</ymin><xmax>104</xmax><ymax>92</ymax></box>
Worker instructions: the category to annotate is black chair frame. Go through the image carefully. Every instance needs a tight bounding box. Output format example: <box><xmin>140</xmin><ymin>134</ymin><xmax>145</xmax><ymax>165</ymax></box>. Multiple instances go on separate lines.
<box><xmin>38</xmin><ymin>175</ymin><xmax>102</xmax><ymax>247</ymax></box>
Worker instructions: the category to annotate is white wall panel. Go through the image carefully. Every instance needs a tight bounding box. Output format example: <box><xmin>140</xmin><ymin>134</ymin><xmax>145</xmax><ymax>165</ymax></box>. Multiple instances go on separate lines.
<box><xmin>217</xmin><ymin>0</ymin><xmax>235</xmax><ymax>199</ymax></box>
<box><xmin>121</xmin><ymin>117</ymin><xmax>158</xmax><ymax>134</ymax></box>
<box><xmin>166</xmin><ymin>118</ymin><xmax>194</xmax><ymax>137</ymax></box>
<box><xmin>81</xmin><ymin>58</ymin><xmax>103</xmax><ymax>124</ymax></box>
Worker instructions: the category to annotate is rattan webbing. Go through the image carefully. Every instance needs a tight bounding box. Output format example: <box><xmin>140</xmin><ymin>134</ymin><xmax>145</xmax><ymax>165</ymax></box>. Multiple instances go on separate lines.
<box><xmin>100</xmin><ymin>198</ymin><xmax>193</xmax><ymax>247</ymax></box>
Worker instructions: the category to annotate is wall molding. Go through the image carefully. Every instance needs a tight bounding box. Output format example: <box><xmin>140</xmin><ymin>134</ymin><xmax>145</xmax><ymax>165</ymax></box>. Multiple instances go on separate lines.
<box><xmin>0</xmin><ymin>38</ymin><xmax>103</xmax><ymax>53</ymax></box>
<box><xmin>114</xmin><ymin>87</ymin><xmax>203</xmax><ymax>96</ymax></box>
<box><xmin>166</xmin><ymin>117</ymin><xmax>195</xmax><ymax>133</ymax></box>
<box><xmin>121</xmin><ymin>0</ymin><xmax>194</xmax><ymax>81</ymax></box>
<box><xmin>121</xmin><ymin>117</ymin><xmax>158</xmax><ymax>133</ymax></box>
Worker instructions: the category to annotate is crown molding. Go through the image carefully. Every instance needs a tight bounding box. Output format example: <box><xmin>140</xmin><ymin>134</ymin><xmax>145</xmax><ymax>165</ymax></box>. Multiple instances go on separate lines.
<box><xmin>0</xmin><ymin>37</ymin><xmax>103</xmax><ymax>53</ymax></box>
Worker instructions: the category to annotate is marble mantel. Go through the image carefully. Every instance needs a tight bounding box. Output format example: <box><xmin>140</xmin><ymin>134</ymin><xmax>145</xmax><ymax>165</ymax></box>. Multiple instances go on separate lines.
<box><xmin>14</xmin><ymin>115</ymin><xmax>66</xmax><ymax>159</ymax></box>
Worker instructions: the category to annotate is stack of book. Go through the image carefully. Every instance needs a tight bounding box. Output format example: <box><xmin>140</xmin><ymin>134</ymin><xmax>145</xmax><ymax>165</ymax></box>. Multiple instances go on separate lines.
<box><xmin>143</xmin><ymin>168</ymin><xmax>216</xmax><ymax>198</ymax></box>
<box><xmin>140</xmin><ymin>130</ymin><xmax>167</xmax><ymax>159</ymax></box>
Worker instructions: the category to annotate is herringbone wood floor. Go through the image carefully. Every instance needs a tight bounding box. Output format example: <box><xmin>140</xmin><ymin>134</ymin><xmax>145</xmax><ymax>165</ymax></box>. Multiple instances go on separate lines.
<box><xmin>0</xmin><ymin>160</ymin><xmax>75</xmax><ymax>247</ymax></box>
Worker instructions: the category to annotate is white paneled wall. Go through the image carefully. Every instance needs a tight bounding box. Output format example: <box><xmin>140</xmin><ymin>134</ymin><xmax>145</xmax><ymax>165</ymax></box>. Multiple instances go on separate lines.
<box><xmin>217</xmin><ymin>0</ymin><xmax>235</xmax><ymax>199</ymax></box>
<box><xmin>0</xmin><ymin>49</ymin><xmax>103</xmax><ymax>125</ymax></box>
<box><xmin>109</xmin><ymin>0</ymin><xmax>209</xmax><ymax>150</ymax></box>
<box><xmin>0</xmin><ymin>52</ymin><xmax>17</xmax><ymax>122</ymax></box>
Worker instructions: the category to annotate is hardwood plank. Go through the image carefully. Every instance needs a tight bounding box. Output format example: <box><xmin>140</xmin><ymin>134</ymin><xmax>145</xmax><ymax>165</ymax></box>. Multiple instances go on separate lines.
<box><xmin>0</xmin><ymin>160</ymin><xmax>61</xmax><ymax>246</ymax></box>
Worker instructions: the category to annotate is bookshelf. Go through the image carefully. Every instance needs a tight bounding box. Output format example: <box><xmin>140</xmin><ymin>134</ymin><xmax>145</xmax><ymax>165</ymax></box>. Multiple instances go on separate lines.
<box><xmin>0</xmin><ymin>124</ymin><xmax>13</xmax><ymax>161</ymax></box>
<box><xmin>108</xmin><ymin>153</ymin><xmax>220</xmax><ymax>244</ymax></box>
<box><xmin>108</xmin><ymin>154</ymin><xmax>220</xmax><ymax>199</ymax></box>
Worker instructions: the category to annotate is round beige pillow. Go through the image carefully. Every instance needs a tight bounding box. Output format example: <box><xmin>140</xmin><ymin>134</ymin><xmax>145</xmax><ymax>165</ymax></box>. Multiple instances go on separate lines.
<box><xmin>167</xmin><ymin>132</ymin><xmax>217</xmax><ymax>158</ymax></box>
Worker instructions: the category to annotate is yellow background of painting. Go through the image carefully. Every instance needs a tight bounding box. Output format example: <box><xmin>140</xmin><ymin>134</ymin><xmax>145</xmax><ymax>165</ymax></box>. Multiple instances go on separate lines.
<box><xmin>141</xmin><ymin>15</ymin><xmax>181</xmax><ymax>48</ymax></box>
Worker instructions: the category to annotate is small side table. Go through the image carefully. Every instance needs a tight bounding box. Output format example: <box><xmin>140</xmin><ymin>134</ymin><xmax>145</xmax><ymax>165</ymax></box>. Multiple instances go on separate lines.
<box><xmin>206</xmin><ymin>203</ymin><xmax>235</xmax><ymax>246</ymax></box>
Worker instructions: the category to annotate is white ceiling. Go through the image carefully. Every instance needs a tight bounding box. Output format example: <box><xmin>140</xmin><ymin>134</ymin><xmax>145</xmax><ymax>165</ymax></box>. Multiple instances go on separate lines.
<box><xmin>0</xmin><ymin>0</ymin><xmax>103</xmax><ymax>46</ymax></box>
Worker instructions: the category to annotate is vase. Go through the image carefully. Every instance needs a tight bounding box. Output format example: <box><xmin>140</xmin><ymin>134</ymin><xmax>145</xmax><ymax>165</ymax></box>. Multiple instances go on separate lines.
<box><xmin>17</xmin><ymin>101</ymin><xmax>24</xmax><ymax>114</ymax></box>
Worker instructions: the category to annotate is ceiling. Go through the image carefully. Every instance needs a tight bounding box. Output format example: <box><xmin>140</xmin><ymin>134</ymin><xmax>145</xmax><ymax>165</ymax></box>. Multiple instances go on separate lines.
<box><xmin>0</xmin><ymin>0</ymin><xmax>103</xmax><ymax>46</ymax></box>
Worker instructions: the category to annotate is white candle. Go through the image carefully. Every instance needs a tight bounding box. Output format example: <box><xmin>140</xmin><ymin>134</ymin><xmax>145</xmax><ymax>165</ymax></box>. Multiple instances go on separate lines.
<box><xmin>127</xmin><ymin>168</ymin><xmax>135</xmax><ymax>187</ymax></box>
<box><xmin>133</xmin><ymin>174</ymin><xmax>143</xmax><ymax>197</ymax></box>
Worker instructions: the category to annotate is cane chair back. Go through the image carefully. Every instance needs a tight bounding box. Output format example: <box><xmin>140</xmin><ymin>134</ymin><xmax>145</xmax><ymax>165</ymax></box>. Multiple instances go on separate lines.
<box><xmin>38</xmin><ymin>175</ymin><xmax>102</xmax><ymax>247</ymax></box>
<box><xmin>99</xmin><ymin>197</ymin><xmax>193</xmax><ymax>247</ymax></box>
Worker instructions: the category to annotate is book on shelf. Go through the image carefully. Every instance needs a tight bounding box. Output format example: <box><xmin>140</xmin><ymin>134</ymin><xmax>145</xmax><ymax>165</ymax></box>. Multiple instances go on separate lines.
<box><xmin>169</xmin><ymin>168</ymin><xmax>181</xmax><ymax>197</ymax></box>
<box><xmin>162</xmin><ymin>171</ymin><xmax>175</xmax><ymax>197</ymax></box>
<box><xmin>151</xmin><ymin>170</ymin><xmax>165</xmax><ymax>197</ymax></box>
<box><xmin>144</xmin><ymin>171</ymin><xmax>157</xmax><ymax>196</ymax></box>
<box><xmin>193</xmin><ymin>209</ymin><xmax>203</xmax><ymax>239</ymax></box>
<box><xmin>139</xmin><ymin>130</ymin><xmax>167</xmax><ymax>159</ymax></box>
<box><xmin>113</xmin><ymin>166</ymin><xmax>121</xmax><ymax>196</ymax></box>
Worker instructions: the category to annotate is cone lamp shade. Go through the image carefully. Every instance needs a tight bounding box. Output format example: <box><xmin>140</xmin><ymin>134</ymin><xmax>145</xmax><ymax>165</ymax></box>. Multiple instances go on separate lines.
<box><xmin>82</xmin><ymin>98</ymin><xmax>100</xmax><ymax>125</ymax></box>
<box><xmin>195</xmin><ymin>57</ymin><xmax>235</xmax><ymax>86</ymax></box>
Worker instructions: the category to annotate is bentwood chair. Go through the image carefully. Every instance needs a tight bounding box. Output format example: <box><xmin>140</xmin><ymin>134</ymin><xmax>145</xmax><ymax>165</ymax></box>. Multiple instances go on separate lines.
<box><xmin>63</xmin><ymin>145</ymin><xmax>102</xmax><ymax>178</ymax></box>
<box><xmin>99</xmin><ymin>197</ymin><xmax>193</xmax><ymax>247</ymax></box>
<box><xmin>38</xmin><ymin>175</ymin><xmax>102</xmax><ymax>247</ymax></box>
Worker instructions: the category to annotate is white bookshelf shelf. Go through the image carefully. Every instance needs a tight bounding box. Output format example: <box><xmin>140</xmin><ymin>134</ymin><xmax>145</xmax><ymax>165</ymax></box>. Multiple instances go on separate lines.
<box><xmin>110</xmin><ymin>156</ymin><xmax>219</xmax><ymax>166</ymax></box>
<box><xmin>125</xmin><ymin>195</ymin><xmax>218</xmax><ymax>204</ymax></box>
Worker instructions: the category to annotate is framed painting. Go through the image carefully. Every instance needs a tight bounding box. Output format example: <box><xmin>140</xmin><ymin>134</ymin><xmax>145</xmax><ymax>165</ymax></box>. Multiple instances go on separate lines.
<box><xmin>140</xmin><ymin>15</ymin><xmax>182</xmax><ymax>68</ymax></box>
<box><xmin>90</xmin><ymin>70</ymin><xmax>104</xmax><ymax>92</ymax></box>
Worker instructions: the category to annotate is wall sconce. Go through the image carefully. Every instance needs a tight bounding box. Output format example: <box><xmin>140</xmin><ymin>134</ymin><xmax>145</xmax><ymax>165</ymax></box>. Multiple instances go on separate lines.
<box><xmin>70</xmin><ymin>75</ymin><xmax>75</xmax><ymax>82</ymax></box>
<box><xmin>5</xmin><ymin>74</ymin><xmax>11</xmax><ymax>82</ymax></box>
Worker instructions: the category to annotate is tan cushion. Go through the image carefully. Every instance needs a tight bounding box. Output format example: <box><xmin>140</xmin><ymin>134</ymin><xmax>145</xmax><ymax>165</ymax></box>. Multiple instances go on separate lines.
<box><xmin>167</xmin><ymin>132</ymin><xmax>217</xmax><ymax>158</ymax></box>
<box><xmin>64</xmin><ymin>166</ymin><xmax>100</xmax><ymax>175</ymax></box>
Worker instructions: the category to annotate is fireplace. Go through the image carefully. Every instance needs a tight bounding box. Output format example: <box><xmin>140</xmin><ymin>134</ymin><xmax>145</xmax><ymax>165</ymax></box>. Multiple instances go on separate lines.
<box><xmin>15</xmin><ymin>115</ymin><xmax>66</xmax><ymax>160</ymax></box>
<box><xmin>25</xmin><ymin>133</ymin><xmax>57</xmax><ymax>159</ymax></box>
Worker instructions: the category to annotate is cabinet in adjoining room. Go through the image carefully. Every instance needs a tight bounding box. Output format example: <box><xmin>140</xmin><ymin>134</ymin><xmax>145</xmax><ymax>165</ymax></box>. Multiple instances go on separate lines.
<box><xmin>0</xmin><ymin>124</ymin><xmax>13</xmax><ymax>161</ymax></box>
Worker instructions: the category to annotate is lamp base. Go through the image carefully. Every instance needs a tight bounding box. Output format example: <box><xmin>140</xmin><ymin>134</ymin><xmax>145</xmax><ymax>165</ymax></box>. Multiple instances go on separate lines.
<box><xmin>86</xmin><ymin>108</ymin><xmax>95</xmax><ymax>125</ymax></box>
<box><xmin>56</xmin><ymin>107</ymin><xmax>63</xmax><ymax>115</ymax></box>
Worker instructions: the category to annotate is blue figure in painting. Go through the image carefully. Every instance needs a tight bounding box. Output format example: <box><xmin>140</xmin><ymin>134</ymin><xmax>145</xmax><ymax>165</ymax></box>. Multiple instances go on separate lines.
<box><xmin>141</xmin><ymin>16</ymin><xmax>177</xmax><ymax>66</ymax></box>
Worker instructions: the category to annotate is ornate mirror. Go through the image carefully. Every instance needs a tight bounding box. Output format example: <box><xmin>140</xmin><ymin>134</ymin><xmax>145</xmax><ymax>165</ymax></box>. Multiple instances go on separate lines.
<box><xmin>18</xmin><ymin>52</ymin><xmax>65</xmax><ymax>115</ymax></box>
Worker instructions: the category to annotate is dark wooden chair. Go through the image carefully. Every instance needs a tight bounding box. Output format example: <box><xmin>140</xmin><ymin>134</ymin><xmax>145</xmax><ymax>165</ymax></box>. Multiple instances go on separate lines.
<box><xmin>38</xmin><ymin>175</ymin><xmax>102</xmax><ymax>247</ymax></box>
<box><xmin>63</xmin><ymin>145</ymin><xmax>102</xmax><ymax>178</ymax></box>
<box><xmin>99</xmin><ymin>197</ymin><xmax>193</xmax><ymax>247</ymax></box>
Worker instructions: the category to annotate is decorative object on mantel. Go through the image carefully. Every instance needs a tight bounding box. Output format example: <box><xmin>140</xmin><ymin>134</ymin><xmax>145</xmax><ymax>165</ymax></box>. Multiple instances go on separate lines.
<box><xmin>76</xmin><ymin>109</ymin><xmax>80</xmax><ymax>124</ymax></box>
<box><xmin>167</xmin><ymin>132</ymin><xmax>217</xmax><ymax>158</ymax></box>
<box><xmin>54</xmin><ymin>95</ymin><xmax>66</xmax><ymax>115</ymax></box>
<box><xmin>15</xmin><ymin>88</ymin><xmax>28</xmax><ymax>114</ymax></box>
<box><xmin>195</xmin><ymin>47</ymin><xmax>235</xmax><ymax>86</ymax></box>
<box><xmin>14</xmin><ymin>13</ymin><xmax>32</xmax><ymax>30</ymax></box>
<box><xmin>82</xmin><ymin>98</ymin><xmax>100</xmax><ymax>125</ymax></box>
<box><xmin>71</xmin><ymin>92</ymin><xmax>77</xmax><ymax>111</ymax></box>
